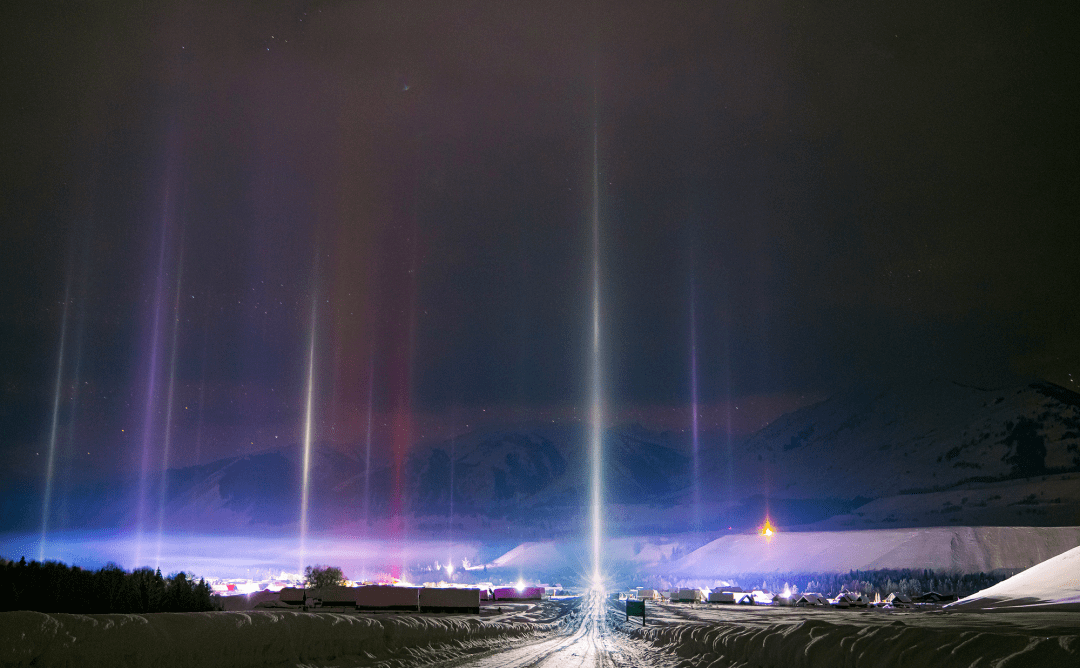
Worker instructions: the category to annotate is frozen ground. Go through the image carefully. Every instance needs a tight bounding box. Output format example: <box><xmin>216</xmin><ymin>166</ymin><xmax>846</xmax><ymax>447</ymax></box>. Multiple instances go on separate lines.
<box><xmin>0</xmin><ymin>600</ymin><xmax>570</xmax><ymax>668</ymax></box>
<box><xmin>0</xmin><ymin>595</ymin><xmax>675</xmax><ymax>668</ymax></box>
<box><xmin>4</xmin><ymin>593</ymin><xmax>1078</xmax><ymax>667</ymax></box>
<box><xmin>424</xmin><ymin>594</ymin><xmax>671</xmax><ymax>667</ymax></box>
<box><xmin>624</xmin><ymin>600</ymin><xmax>1080</xmax><ymax>667</ymax></box>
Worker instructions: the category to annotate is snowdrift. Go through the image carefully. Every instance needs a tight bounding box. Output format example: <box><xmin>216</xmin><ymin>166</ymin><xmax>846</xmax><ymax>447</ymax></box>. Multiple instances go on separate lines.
<box><xmin>630</xmin><ymin>614</ymin><xmax>1080</xmax><ymax>667</ymax></box>
<box><xmin>946</xmin><ymin>544</ymin><xmax>1080</xmax><ymax>612</ymax></box>
<box><xmin>0</xmin><ymin>610</ymin><xmax>549</xmax><ymax>668</ymax></box>
<box><xmin>669</xmin><ymin>526</ymin><xmax>1080</xmax><ymax>576</ymax></box>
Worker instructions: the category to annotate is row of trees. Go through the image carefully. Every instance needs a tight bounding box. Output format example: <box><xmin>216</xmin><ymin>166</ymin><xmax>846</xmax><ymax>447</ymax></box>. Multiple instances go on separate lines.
<box><xmin>0</xmin><ymin>557</ymin><xmax>214</xmax><ymax>613</ymax></box>
<box><xmin>729</xmin><ymin>569</ymin><xmax>1013</xmax><ymax>598</ymax></box>
<box><xmin>643</xmin><ymin>568</ymin><xmax>1014</xmax><ymax>599</ymax></box>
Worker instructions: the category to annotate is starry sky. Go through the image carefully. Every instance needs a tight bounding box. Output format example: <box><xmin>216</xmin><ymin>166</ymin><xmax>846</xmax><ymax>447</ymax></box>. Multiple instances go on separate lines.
<box><xmin>1</xmin><ymin>0</ymin><xmax>1077</xmax><ymax>480</ymax></box>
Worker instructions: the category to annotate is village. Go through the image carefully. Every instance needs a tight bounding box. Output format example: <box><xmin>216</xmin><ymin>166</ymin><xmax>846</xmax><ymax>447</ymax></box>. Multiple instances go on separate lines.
<box><xmin>615</xmin><ymin>585</ymin><xmax>955</xmax><ymax>609</ymax></box>
<box><xmin>207</xmin><ymin>575</ymin><xmax>954</xmax><ymax>614</ymax></box>
<box><xmin>209</xmin><ymin>575</ymin><xmax>566</xmax><ymax>613</ymax></box>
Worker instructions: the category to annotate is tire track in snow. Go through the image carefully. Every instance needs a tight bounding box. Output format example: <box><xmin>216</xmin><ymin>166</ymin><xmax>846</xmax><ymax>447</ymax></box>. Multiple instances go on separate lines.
<box><xmin>428</xmin><ymin>594</ymin><xmax>673</xmax><ymax>668</ymax></box>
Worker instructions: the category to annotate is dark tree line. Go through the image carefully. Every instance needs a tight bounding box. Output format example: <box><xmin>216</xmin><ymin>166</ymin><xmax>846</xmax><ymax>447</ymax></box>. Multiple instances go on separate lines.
<box><xmin>0</xmin><ymin>557</ymin><xmax>213</xmax><ymax>613</ymax></box>
<box><xmin>722</xmin><ymin>569</ymin><xmax>1013</xmax><ymax>598</ymax></box>
<box><xmin>645</xmin><ymin>568</ymin><xmax>1016</xmax><ymax>599</ymax></box>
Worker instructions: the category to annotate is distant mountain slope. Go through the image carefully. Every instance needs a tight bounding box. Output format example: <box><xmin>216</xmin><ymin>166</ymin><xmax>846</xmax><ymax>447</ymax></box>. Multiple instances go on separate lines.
<box><xmin>7</xmin><ymin>379</ymin><xmax>1078</xmax><ymax>536</ymax></box>
<box><xmin>404</xmin><ymin>423</ymin><xmax>689</xmax><ymax>520</ymax></box>
<box><xmin>702</xmin><ymin>378</ymin><xmax>1080</xmax><ymax>502</ymax></box>
<box><xmin>7</xmin><ymin>423</ymin><xmax>690</xmax><ymax>534</ymax></box>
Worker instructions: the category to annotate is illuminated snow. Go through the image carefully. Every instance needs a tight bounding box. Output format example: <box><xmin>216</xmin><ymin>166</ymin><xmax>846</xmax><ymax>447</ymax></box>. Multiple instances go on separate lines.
<box><xmin>946</xmin><ymin>543</ymin><xmax>1080</xmax><ymax>612</ymax></box>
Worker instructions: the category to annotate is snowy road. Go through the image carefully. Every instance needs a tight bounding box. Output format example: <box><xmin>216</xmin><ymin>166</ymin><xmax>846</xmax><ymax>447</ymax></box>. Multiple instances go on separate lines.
<box><xmin>430</xmin><ymin>594</ymin><xmax>671</xmax><ymax>668</ymax></box>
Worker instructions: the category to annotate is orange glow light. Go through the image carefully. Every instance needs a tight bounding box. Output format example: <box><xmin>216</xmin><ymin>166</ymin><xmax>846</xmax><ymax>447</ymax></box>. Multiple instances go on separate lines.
<box><xmin>760</xmin><ymin>518</ymin><xmax>775</xmax><ymax>537</ymax></box>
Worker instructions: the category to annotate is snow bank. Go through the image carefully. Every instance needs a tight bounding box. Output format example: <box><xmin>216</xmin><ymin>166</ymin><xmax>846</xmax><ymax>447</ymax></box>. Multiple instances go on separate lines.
<box><xmin>630</xmin><ymin>616</ymin><xmax>1080</xmax><ymax>667</ymax></box>
<box><xmin>0</xmin><ymin>610</ymin><xmax>549</xmax><ymax>668</ymax></box>
<box><xmin>945</xmin><ymin>544</ymin><xmax>1080</xmax><ymax>612</ymax></box>
<box><xmin>669</xmin><ymin>526</ymin><xmax>1080</xmax><ymax>576</ymax></box>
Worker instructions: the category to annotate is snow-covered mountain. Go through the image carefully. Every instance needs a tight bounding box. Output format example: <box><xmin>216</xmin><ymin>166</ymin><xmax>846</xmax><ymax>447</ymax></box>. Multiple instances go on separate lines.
<box><xmin>704</xmin><ymin>378</ymin><xmax>1080</xmax><ymax>499</ymax></box>
<box><xmin>5</xmin><ymin>423</ymin><xmax>691</xmax><ymax>536</ymax></box>
<box><xmin>7</xmin><ymin>379</ymin><xmax>1078</xmax><ymax>537</ymax></box>
<box><xmin>696</xmin><ymin>378</ymin><xmax>1080</xmax><ymax>528</ymax></box>
<box><xmin>405</xmin><ymin>424</ymin><xmax>690</xmax><ymax>518</ymax></box>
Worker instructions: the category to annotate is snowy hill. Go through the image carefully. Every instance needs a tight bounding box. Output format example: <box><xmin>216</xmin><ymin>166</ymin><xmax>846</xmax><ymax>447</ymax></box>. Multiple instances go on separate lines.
<box><xmin>946</xmin><ymin>543</ymin><xmax>1080</xmax><ymax>612</ymax></box>
<box><xmin>476</xmin><ymin>526</ymin><xmax>1080</xmax><ymax>583</ymax></box>
<box><xmin>666</xmin><ymin>526</ymin><xmax>1080</xmax><ymax>577</ymax></box>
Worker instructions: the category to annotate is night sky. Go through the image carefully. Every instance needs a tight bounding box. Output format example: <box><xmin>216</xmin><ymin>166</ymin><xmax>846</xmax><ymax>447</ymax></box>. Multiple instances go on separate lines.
<box><xmin>1</xmin><ymin>0</ymin><xmax>1077</xmax><ymax>481</ymax></box>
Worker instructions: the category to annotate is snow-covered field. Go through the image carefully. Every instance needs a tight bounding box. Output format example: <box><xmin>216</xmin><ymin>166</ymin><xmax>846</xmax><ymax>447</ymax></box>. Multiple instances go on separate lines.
<box><xmin>4</xmin><ymin>591</ymin><xmax>1078</xmax><ymax>667</ymax></box>
<box><xmin>628</xmin><ymin>542</ymin><xmax>1080</xmax><ymax>665</ymax></box>
<box><xmin>624</xmin><ymin>601</ymin><xmax>1080</xmax><ymax>667</ymax></box>
<box><xmin>0</xmin><ymin>602</ymin><xmax>567</xmax><ymax>668</ymax></box>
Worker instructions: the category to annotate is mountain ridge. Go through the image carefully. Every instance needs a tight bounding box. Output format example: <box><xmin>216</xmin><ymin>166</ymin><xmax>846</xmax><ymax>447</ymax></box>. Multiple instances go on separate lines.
<box><xmin>6</xmin><ymin>379</ymin><xmax>1078</xmax><ymax>535</ymax></box>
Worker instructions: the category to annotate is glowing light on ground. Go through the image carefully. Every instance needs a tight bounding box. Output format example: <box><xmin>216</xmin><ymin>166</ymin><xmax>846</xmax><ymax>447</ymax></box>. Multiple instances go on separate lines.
<box><xmin>760</xmin><ymin>518</ymin><xmax>776</xmax><ymax>538</ymax></box>
<box><xmin>589</xmin><ymin>571</ymin><xmax>607</xmax><ymax>594</ymax></box>
<box><xmin>588</xmin><ymin>85</ymin><xmax>605</xmax><ymax>588</ymax></box>
<box><xmin>298</xmin><ymin>293</ymin><xmax>318</xmax><ymax>574</ymax></box>
<box><xmin>38</xmin><ymin>282</ymin><xmax>70</xmax><ymax>561</ymax></box>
